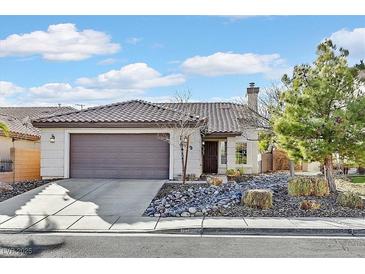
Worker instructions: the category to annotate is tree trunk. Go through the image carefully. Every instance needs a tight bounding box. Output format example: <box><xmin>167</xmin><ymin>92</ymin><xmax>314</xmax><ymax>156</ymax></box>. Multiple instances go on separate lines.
<box><xmin>289</xmin><ymin>160</ymin><xmax>295</xmax><ymax>177</ymax></box>
<box><xmin>183</xmin><ymin>137</ymin><xmax>190</xmax><ymax>184</ymax></box>
<box><xmin>180</xmin><ymin>141</ymin><xmax>185</xmax><ymax>184</ymax></box>
<box><xmin>324</xmin><ymin>155</ymin><xmax>337</xmax><ymax>192</ymax></box>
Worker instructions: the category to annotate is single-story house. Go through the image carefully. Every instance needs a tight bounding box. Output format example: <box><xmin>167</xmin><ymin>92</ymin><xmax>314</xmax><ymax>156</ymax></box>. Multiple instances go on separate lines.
<box><xmin>32</xmin><ymin>84</ymin><xmax>261</xmax><ymax>180</ymax></box>
<box><xmin>0</xmin><ymin>107</ymin><xmax>74</xmax><ymax>182</ymax></box>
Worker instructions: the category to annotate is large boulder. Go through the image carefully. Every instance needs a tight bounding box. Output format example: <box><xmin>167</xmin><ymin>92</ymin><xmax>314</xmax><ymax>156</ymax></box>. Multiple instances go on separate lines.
<box><xmin>242</xmin><ymin>189</ymin><xmax>273</xmax><ymax>209</ymax></box>
<box><xmin>288</xmin><ymin>176</ymin><xmax>329</xmax><ymax>197</ymax></box>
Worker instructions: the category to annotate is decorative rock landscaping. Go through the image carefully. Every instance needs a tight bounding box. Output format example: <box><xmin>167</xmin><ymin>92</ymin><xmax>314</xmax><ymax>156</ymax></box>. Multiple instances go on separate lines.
<box><xmin>0</xmin><ymin>180</ymin><xmax>53</xmax><ymax>202</ymax></box>
<box><xmin>144</xmin><ymin>173</ymin><xmax>365</xmax><ymax>218</ymax></box>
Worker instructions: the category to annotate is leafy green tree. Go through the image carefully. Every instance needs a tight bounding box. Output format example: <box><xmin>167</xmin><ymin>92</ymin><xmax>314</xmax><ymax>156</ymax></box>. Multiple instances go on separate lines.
<box><xmin>273</xmin><ymin>40</ymin><xmax>365</xmax><ymax>192</ymax></box>
<box><xmin>0</xmin><ymin>121</ymin><xmax>9</xmax><ymax>136</ymax></box>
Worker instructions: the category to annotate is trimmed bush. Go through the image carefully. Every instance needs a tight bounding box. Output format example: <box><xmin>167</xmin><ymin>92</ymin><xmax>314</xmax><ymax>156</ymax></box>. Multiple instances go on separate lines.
<box><xmin>242</xmin><ymin>189</ymin><xmax>273</xmax><ymax>209</ymax></box>
<box><xmin>336</xmin><ymin>192</ymin><xmax>364</xmax><ymax>209</ymax></box>
<box><xmin>226</xmin><ymin>168</ymin><xmax>245</xmax><ymax>181</ymax></box>
<box><xmin>300</xmin><ymin>200</ymin><xmax>321</xmax><ymax>211</ymax></box>
<box><xmin>207</xmin><ymin>176</ymin><xmax>223</xmax><ymax>186</ymax></box>
<box><xmin>226</xmin><ymin>169</ymin><xmax>239</xmax><ymax>181</ymax></box>
<box><xmin>288</xmin><ymin>176</ymin><xmax>329</xmax><ymax>197</ymax></box>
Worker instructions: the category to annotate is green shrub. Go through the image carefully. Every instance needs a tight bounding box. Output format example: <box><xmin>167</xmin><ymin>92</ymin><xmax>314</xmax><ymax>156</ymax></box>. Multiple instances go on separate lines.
<box><xmin>288</xmin><ymin>176</ymin><xmax>329</xmax><ymax>197</ymax></box>
<box><xmin>336</xmin><ymin>192</ymin><xmax>364</xmax><ymax>209</ymax></box>
<box><xmin>242</xmin><ymin>189</ymin><xmax>273</xmax><ymax>209</ymax></box>
<box><xmin>226</xmin><ymin>168</ymin><xmax>245</xmax><ymax>176</ymax></box>
<box><xmin>226</xmin><ymin>169</ymin><xmax>239</xmax><ymax>176</ymax></box>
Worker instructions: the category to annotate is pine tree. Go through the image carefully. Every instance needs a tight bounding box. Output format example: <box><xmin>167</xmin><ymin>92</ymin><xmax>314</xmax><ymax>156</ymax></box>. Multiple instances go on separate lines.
<box><xmin>273</xmin><ymin>40</ymin><xmax>365</xmax><ymax>192</ymax></box>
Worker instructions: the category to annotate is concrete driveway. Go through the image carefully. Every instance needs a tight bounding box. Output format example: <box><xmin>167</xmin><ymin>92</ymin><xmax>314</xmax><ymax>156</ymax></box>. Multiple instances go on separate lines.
<box><xmin>0</xmin><ymin>179</ymin><xmax>165</xmax><ymax>231</ymax></box>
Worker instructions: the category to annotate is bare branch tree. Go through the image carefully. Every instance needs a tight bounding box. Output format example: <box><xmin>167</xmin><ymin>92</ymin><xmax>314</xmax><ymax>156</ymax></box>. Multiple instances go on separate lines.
<box><xmin>157</xmin><ymin>90</ymin><xmax>207</xmax><ymax>183</ymax></box>
<box><xmin>235</xmin><ymin>83</ymin><xmax>296</xmax><ymax>176</ymax></box>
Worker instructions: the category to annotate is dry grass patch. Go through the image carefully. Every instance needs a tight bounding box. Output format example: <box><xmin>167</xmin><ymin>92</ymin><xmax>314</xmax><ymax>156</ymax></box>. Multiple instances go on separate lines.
<box><xmin>242</xmin><ymin>189</ymin><xmax>273</xmax><ymax>209</ymax></box>
<box><xmin>207</xmin><ymin>176</ymin><xmax>223</xmax><ymax>186</ymax></box>
<box><xmin>288</xmin><ymin>176</ymin><xmax>329</xmax><ymax>197</ymax></box>
<box><xmin>300</xmin><ymin>200</ymin><xmax>321</xmax><ymax>211</ymax></box>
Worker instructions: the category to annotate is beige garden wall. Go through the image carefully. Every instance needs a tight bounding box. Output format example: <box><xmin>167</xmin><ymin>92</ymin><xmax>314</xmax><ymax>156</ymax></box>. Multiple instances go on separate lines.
<box><xmin>0</xmin><ymin>136</ymin><xmax>39</xmax><ymax>161</ymax></box>
<box><xmin>0</xmin><ymin>147</ymin><xmax>41</xmax><ymax>183</ymax></box>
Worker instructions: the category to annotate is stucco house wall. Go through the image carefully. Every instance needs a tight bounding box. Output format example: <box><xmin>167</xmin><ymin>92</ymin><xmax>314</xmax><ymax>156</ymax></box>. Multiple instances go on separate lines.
<box><xmin>226</xmin><ymin>129</ymin><xmax>259</xmax><ymax>174</ymax></box>
<box><xmin>171</xmin><ymin>129</ymin><xmax>202</xmax><ymax>179</ymax></box>
<box><xmin>40</xmin><ymin>127</ymin><xmax>203</xmax><ymax>180</ymax></box>
<box><xmin>40</xmin><ymin>127</ymin><xmax>259</xmax><ymax>179</ymax></box>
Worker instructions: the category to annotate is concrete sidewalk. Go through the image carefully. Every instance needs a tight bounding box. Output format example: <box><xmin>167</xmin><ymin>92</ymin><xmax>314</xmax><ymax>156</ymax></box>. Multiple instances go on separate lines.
<box><xmin>0</xmin><ymin>215</ymin><xmax>365</xmax><ymax>236</ymax></box>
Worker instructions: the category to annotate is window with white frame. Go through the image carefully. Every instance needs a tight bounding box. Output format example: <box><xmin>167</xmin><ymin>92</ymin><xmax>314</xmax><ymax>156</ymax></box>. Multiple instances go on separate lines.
<box><xmin>235</xmin><ymin>142</ymin><xmax>247</xmax><ymax>164</ymax></box>
<box><xmin>220</xmin><ymin>141</ymin><xmax>227</xmax><ymax>164</ymax></box>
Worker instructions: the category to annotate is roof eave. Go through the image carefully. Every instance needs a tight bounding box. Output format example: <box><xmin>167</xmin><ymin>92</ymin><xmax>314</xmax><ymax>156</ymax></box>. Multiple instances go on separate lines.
<box><xmin>32</xmin><ymin>121</ymin><xmax>206</xmax><ymax>129</ymax></box>
<box><xmin>0</xmin><ymin>131</ymin><xmax>40</xmax><ymax>141</ymax></box>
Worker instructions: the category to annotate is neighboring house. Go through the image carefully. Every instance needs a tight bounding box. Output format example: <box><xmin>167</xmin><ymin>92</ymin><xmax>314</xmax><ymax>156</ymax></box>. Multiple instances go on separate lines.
<box><xmin>0</xmin><ymin>107</ymin><xmax>74</xmax><ymax>183</ymax></box>
<box><xmin>32</xmin><ymin>84</ymin><xmax>261</xmax><ymax>180</ymax></box>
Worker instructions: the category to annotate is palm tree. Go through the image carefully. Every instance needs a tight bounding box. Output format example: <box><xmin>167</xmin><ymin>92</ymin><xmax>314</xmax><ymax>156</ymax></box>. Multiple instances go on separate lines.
<box><xmin>0</xmin><ymin>121</ymin><xmax>9</xmax><ymax>137</ymax></box>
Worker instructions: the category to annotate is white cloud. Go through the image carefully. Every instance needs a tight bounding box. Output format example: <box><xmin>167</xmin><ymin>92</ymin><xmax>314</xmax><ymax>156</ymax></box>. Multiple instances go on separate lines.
<box><xmin>0</xmin><ymin>81</ymin><xmax>145</xmax><ymax>107</ymax></box>
<box><xmin>0</xmin><ymin>63</ymin><xmax>185</xmax><ymax>106</ymax></box>
<box><xmin>126</xmin><ymin>37</ymin><xmax>142</xmax><ymax>45</ymax></box>
<box><xmin>0</xmin><ymin>23</ymin><xmax>120</xmax><ymax>61</ymax></box>
<box><xmin>181</xmin><ymin>51</ymin><xmax>288</xmax><ymax>79</ymax></box>
<box><xmin>0</xmin><ymin>81</ymin><xmax>25</xmax><ymax>96</ymax></box>
<box><xmin>329</xmin><ymin>28</ymin><xmax>365</xmax><ymax>61</ymax></box>
<box><xmin>77</xmin><ymin>63</ymin><xmax>185</xmax><ymax>89</ymax></box>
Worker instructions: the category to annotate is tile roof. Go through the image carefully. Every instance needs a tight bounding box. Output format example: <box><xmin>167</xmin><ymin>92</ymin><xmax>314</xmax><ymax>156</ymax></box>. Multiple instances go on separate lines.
<box><xmin>32</xmin><ymin>100</ymin><xmax>203</xmax><ymax>125</ymax></box>
<box><xmin>0</xmin><ymin>106</ymin><xmax>75</xmax><ymax>120</ymax></box>
<box><xmin>0</xmin><ymin>106</ymin><xmax>75</xmax><ymax>140</ymax></box>
<box><xmin>0</xmin><ymin>114</ymin><xmax>40</xmax><ymax>140</ymax></box>
<box><xmin>158</xmin><ymin>102</ymin><xmax>252</xmax><ymax>134</ymax></box>
<box><xmin>32</xmin><ymin>100</ymin><xmax>261</xmax><ymax>134</ymax></box>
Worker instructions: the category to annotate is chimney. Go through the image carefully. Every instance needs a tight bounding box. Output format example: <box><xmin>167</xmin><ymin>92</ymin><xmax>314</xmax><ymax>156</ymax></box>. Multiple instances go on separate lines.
<box><xmin>247</xmin><ymin>82</ymin><xmax>259</xmax><ymax>111</ymax></box>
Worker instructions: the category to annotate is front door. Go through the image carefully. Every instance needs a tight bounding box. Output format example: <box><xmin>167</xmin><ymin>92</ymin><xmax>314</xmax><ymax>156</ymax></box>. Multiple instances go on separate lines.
<box><xmin>203</xmin><ymin>141</ymin><xmax>218</xmax><ymax>173</ymax></box>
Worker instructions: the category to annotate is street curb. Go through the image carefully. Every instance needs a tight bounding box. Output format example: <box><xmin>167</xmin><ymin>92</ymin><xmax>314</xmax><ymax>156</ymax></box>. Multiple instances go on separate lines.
<box><xmin>2</xmin><ymin>227</ymin><xmax>364</xmax><ymax>237</ymax></box>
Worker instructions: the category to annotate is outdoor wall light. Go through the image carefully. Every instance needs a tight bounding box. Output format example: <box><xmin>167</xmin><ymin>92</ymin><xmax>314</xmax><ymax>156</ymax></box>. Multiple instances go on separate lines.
<box><xmin>49</xmin><ymin>134</ymin><xmax>55</xmax><ymax>143</ymax></box>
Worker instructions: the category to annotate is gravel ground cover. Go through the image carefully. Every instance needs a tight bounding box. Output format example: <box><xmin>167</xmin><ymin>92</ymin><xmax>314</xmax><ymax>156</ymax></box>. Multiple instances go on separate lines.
<box><xmin>144</xmin><ymin>173</ymin><xmax>365</xmax><ymax>218</ymax></box>
<box><xmin>0</xmin><ymin>180</ymin><xmax>54</xmax><ymax>202</ymax></box>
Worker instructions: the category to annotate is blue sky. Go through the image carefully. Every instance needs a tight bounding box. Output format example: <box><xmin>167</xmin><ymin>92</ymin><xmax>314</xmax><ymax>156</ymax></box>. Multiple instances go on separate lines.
<box><xmin>0</xmin><ymin>16</ymin><xmax>364</xmax><ymax>107</ymax></box>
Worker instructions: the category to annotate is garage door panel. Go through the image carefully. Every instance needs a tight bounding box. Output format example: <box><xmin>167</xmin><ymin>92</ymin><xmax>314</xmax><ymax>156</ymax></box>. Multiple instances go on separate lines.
<box><xmin>72</xmin><ymin>168</ymin><xmax>168</xmax><ymax>179</ymax></box>
<box><xmin>70</xmin><ymin>134</ymin><xmax>169</xmax><ymax>179</ymax></box>
<box><xmin>70</xmin><ymin>151</ymin><xmax>168</xmax><ymax>158</ymax></box>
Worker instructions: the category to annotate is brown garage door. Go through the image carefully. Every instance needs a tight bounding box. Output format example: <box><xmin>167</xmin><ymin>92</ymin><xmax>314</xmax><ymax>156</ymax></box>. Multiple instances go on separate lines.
<box><xmin>70</xmin><ymin>134</ymin><xmax>169</xmax><ymax>179</ymax></box>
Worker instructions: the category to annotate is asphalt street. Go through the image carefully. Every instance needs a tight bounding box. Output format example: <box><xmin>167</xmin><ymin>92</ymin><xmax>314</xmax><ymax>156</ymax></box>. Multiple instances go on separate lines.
<box><xmin>1</xmin><ymin>233</ymin><xmax>365</xmax><ymax>258</ymax></box>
